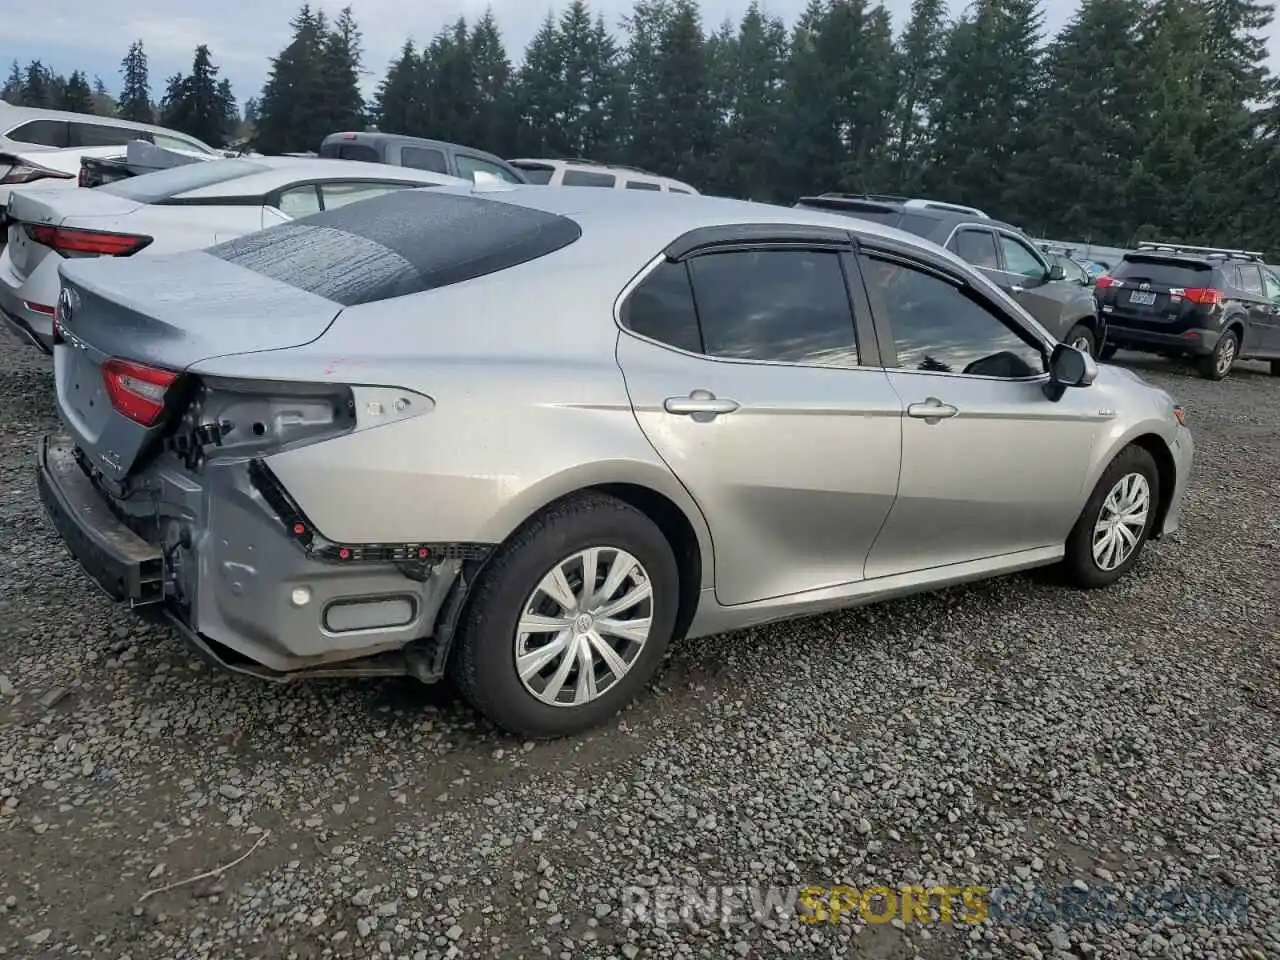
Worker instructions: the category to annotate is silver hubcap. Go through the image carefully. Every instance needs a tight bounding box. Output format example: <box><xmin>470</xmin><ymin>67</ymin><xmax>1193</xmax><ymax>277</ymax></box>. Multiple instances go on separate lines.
<box><xmin>1217</xmin><ymin>338</ymin><xmax>1236</xmax><ymax>375</ymax></box>
<box><xmin>1072</xmin><ymin>335</ymin><xmax>1092</xmax><ymax>355</ymax></box>
<box><xmin>515</xmin><ymin>547</ymin><xmax>654</xmax><ymax>707</ymax></box>
<box><xmin>1092</xmin><ymin>472</ymin><xmax>1151</xmax><ymax>571</ymax></box>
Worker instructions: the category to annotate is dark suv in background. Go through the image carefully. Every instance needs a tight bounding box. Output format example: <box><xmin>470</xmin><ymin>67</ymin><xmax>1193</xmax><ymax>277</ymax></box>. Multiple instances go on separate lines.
<box><xmin>796</xmin><ymin>193</ymin><xmax>1104</xmax><ymax>356</ymax></box>
<box><xmin>1095</xmin><ymin>242</ymin><xmax>1280</xmax><ymax>380</ymax></box>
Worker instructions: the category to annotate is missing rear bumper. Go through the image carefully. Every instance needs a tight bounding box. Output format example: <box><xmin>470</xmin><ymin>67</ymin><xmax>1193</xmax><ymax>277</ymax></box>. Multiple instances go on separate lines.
<box><xmin>36</xmin><ymin>435</ymin><xmax>164</xmax><ymax>605</ymax></box>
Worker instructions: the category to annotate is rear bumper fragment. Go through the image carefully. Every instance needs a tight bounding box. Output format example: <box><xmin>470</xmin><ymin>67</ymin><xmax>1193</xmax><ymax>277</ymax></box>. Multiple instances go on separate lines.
<box><xmin>36</xmin><ymin>435</ymin><xmax>164</xmax><ymax>604</ymax></box>
<box><xmin>0</xmin><ymin>302</ymin><xmax>51</xmax><ymax>353</ymax></box>
<box><xmin>1104</xmin><ymin>323</ymin><xmax>1219</xmax><ymax>356</ymax></box>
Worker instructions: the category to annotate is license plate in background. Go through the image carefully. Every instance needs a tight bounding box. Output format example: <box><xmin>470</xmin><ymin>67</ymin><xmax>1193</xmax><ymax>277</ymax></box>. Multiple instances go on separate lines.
<box><xmin>1129</xmin><ymin>291</ymin><xmax>1157</xmax><ymax>306</ymax></box>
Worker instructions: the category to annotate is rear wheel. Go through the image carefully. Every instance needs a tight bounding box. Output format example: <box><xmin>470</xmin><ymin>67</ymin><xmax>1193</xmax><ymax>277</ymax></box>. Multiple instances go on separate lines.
<box><xmin>1066</xmin><ymin>324</ymin><xmax>1097</xmax><ymax>357</ymax></box>
<box><xmin>448</xmin><ymin>493</ymin><xmax>679</xmax><ymax>739</ymax></box>
<box><xmin>1195</xmin><ymin>328</ymin><xmax>1238</xmax><ymax>380</ymax></box>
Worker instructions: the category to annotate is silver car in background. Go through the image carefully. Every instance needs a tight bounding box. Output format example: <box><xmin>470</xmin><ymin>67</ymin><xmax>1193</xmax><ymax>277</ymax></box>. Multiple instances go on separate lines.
<box><xmin>36</xmin><ymin>185</ymin><xmax>1194</xmax><ymax>738</ymax></box>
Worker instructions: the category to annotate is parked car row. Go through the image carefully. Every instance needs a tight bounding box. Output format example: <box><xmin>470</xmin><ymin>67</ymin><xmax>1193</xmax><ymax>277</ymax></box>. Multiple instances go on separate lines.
<box><xmin>8</xmin><ymin>154</ymin><xmax>1195</xmax><ymax>738</ymax></box>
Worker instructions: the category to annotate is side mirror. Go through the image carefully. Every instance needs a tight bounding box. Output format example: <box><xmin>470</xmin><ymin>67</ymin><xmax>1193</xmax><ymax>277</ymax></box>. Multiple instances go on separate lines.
<box><xmin>1043</xmin><ymin>343</ymin><xmax>1097</xmax><ymax>401</ymax></box>
<box><xmin>1047</xmin><ymin>263</ymin><xmax>1066</xmax><ymax>282</ymax></box>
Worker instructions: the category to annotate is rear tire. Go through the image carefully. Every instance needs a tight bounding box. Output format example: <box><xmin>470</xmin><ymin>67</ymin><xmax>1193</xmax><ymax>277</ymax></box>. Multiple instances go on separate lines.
<box><xmin>1065</xmin><ymin>323</ymin><xmax>1096</xmax><ymax>357</ymax></box>
<box><xmin>1061</xmin><ymin>445</ymin><xmax>1160</xmax><ymax>589</ymax></box>
<box><xmin>1098</xmin><ymin>343</ymin><xmax>1119</xmax><ymax>361</ymax></box>
<box><xmin>448</xmin><ymin>493</ymin><xmax>679</xmax><ymax>739</ymax></box>
<box><xmin>1195</xmin><ymin>328</ymin><xmax>1238</xmax><ymax>381</ymax></box>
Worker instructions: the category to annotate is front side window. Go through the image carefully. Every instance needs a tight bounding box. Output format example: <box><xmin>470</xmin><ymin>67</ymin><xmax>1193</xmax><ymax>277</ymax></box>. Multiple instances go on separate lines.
<box><xmin>6</xmin><ymin>119</ymin><xmax>69</xmax><ymax>147</ymax></box>
<box><xmin>999</xmin><ymin>234</ymin><xmax>1047</xmax><ymax>279</ymax></box>
<box><xmin>1263</xmin><ymin>269</ymin><xmax>1280</xmax><ymax>302</ymax></box>
<box><xmin>860</xmin><ymin>253</ymin><xmax>1045</xmax><ymax>378</ymax></box>
<box><xmin>688</xmin><ymin>249</ymin><xmax>859</xmax><ymax>366</ymax></box>
<box><xmin>71</xmin><ymin>122</ymin><xmax>143</xmax><ymax>148</ymax></box>
<box><xmin>951</xmin><ymin>229</ymin><xmax>1000</xmax><ymax>269</ymax></box>
<box><xmin>456</xmin><ymin>155</ymin><xmax>521</xmax><ymax>184</ymax></box>
<box><xmin>320</xmin><ymin>180</ymin><xmax>414</xmax><ymax>210</ymax></box>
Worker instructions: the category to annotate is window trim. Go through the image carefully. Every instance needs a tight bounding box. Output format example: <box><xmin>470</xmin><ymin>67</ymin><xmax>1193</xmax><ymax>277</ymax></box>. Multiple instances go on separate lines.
<box><xmin>614</xmin><ymin>240</ymin><xmax>884</xmax><ymax>370</ymax></box>
<box><xmin>856</xmin><ymin>241</ymin><xmax>1052</xmax><ymax>382</ymax></box>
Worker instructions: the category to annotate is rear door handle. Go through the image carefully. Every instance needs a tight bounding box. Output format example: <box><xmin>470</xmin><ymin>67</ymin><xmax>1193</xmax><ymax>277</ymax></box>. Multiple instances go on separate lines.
<box><xmin>664</xmin><ymin>389</ymin><xmax>739</xmax><ymax>417</ymax></box>
<box><xmin>907</xmin><ymin>397</ymin><xmax>959</xmax><ymax>423</ymax></box>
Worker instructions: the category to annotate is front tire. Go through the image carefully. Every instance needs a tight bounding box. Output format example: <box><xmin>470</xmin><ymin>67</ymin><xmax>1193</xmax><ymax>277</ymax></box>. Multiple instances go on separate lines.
<box><xmin>1195</xmin><ymin>329</ymin><xmax>1238</xmax><ymax>380</ymax></box>
<box><xmin>1061</xmin><ymin>445</ymin><xmax>1160</xmax><ymax>589</ymax></box>
<box><xmin>448</xmin><ymin>493</ymin><xmax>680</xmax><ymax>739</ymax></box>
<box><xmin>1065</xmin><ymin>323</ymin><xmax>1097</xmax><ymax>357</ymax></box>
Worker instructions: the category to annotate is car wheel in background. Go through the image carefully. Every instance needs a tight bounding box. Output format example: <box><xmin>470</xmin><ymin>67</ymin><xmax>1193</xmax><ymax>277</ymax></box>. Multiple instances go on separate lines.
<box><xmin>1066</xmin><ymin>323</ymin><xmax>1096</xmax><ymax>357</ymax></box>
<box><xmin>1061</xmin><ymin>444</ymin><xmax>1160</xmax><ymax>589</ymax></box>
<box><xmin>448</xmin><ymin>492</ymin><xmax>679</xmax><ymax>739</ymax></box>
<box><xmin>1270</xmin><ymin>359</ymin><xmax>1280</xmax><ymax>377</ymax></box>
<box><xmin>1195</xmin><ymin>328</ymin><xmax>1238</xmax><ymax>381</ymax></box>
<box><xmin>1098</xmin><ymin>343</ymin><xmax>1119</xmax><ymax>361</ymax></box>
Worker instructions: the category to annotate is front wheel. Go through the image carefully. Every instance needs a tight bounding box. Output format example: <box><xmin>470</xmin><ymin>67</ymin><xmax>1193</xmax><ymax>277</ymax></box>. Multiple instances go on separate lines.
<box><xmin>1061</xmin><ymin>444</ymin><xmax>1160</xmax><ymax>589</ymax></box>
<box><xmin>1065</xmin><ymin>323</ymin><xmax>1097</xmax><ymax>357</ymax></box>
<box><xmin>1195</xmin><ymin>329</ymin><xmax>1238</xmax><ymax>380</ymax></box>
<box><xmin>448</xmin><ymin>493</ymin><xmax>680</xmax><ymax>739</ymax></box>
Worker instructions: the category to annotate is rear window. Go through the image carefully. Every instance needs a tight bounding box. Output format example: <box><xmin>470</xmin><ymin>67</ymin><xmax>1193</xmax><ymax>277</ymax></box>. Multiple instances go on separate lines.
<box><xmin>208</xmin><ymin>189</ymin><xmax>583</xmax><ymax>307</ymax></box>
<box><xmin>320</xmin><ymin>142</ymin><xmax>381</xmax><ymax>163</ymax></box>
<box><xmin>1114</xmin><ymin>256</ymin><xmax>1214</xmax><ymax>287</ymax></box>
<box><xmin>512</xmin><ymin>163</ymin><xmax>555</xmax><ymax>185</ymax></box>
<box><xmin>97</xmin><ymin>158</ymin><xmax>266</xmax><ymax>203</ymax></box>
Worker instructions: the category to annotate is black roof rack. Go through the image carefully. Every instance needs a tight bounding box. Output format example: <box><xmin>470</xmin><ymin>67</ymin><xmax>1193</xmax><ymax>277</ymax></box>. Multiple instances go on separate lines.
<box><xmin>1135</xmin><ymin>241</ymin><xmax>1265</xmax><ymax>262</ymax></box>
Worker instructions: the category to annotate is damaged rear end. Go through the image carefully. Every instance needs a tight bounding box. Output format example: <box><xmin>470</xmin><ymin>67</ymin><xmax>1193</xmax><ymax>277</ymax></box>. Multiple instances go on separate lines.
<box><xmin>39</xmin><ymin>186</ymin><xmax>582</xmax><ymax>682</ymax></box>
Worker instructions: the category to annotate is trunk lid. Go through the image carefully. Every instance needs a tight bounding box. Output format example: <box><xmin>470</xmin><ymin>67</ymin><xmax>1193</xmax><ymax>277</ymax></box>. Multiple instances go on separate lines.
<box><xmin>55</xmin><ymin>250</ymin><xmax>343</xmax><ymax>482</ymax></box>
<box><xmin>1098</xmin><ymin>255</ymin><xmax>1215</xmax><ymax>327</ymax></box>
<box><xmin>5</xmin><ymin>186</ymin><xmax>145</xmax><ymax>279</ymax></box>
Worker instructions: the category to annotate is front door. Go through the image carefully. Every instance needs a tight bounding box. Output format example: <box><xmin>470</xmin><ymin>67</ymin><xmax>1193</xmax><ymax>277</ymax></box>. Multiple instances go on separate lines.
<box><xmin>615</xmin><ymin>244</ymin><xmax>903</xmax><ymax>606</ymax></box>
<box><xmin>1262</xmin><ymin>268</ymin><xmax>1280</xmax><ymax>352</ymax></box>
<box><xmin>855</xmin><ymin>247</ymin><xmax>1105</xmax><ymax>580</ymax></box>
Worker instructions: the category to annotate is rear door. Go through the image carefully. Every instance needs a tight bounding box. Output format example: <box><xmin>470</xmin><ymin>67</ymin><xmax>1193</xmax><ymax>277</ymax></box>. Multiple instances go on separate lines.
<box><xmin>1261</xmin><ymin>268</ymin><xmax>1280</xmax><ymax>352</ymax></box>
<box><xmin>1231</xmin><ymin>262</ymin><xmax>1272</xmax><ymax>353</ymax></box>
<box><xmin>615</xmin><ymin>234</ymin><xmax>903</xmax><ymax>606</ymax></box>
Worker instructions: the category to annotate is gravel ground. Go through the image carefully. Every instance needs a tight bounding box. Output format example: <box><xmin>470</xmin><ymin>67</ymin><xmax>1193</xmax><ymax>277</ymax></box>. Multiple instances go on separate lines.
<box><xmin>1</xmin><ymin>326</ymin><xmax>1277</xmax><ymax>960</ymax></box>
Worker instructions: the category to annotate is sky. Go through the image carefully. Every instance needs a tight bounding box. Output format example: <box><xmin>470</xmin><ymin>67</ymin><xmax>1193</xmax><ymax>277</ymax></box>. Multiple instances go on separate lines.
<box><xmin>3</xmin><ymin>0</ymin><xmax>1280</xmax><ymax>107</ymax></box>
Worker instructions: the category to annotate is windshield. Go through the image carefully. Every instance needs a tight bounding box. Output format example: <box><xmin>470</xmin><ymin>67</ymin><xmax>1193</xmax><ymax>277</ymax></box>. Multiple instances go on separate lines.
<box><xmin>97</xmin><ymin>158</ymin><xmax>267</xmax><ymax>203</ymax></box>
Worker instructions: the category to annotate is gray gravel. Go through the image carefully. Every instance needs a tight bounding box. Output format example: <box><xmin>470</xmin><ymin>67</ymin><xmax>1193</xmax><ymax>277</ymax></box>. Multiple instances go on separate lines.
<box><xmin>1</xmin><ymin>325</ymin><xmax>1277</xmax><ymax>959</ymax></box>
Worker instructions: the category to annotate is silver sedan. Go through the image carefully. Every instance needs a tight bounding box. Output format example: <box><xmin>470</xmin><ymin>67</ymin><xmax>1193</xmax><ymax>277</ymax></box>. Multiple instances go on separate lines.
<box><xmin>37</xmin><ymin>183</ymin><xmax>1194</xmax><ymax>738</ymax></box>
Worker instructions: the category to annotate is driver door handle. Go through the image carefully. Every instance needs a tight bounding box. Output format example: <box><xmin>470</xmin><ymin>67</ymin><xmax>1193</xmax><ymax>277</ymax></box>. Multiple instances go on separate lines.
<box><xmin>907</xmin><ymin>397</ymin><xmax>960</xmax><ymax>423</ymax></box>
<box><xmin>664</xmin><ymin>390</ymin><xmax>739</xmax><ymax>417</ymax></box>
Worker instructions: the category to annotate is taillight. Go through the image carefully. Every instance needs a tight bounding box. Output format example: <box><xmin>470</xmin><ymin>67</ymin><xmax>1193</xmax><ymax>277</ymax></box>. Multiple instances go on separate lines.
<box><xmin>1181</xmin><ymin>287</ymin><xmax>1224</xmax><ymax>305</ymax></box>
<box><xmin>1095</xmin><ymin>275</ymin><xmax>1119</xmax><ymax>289</ymax></box>
<box><xmin>25</xmin><ymin>223</ymin><xmax>152</xmax><ymax>257</ymax></box>
<box><xmin>0</xmin><ymin>162</ymin><xmax>73</xmax><ymax>186</ymax></box>
<box><xmin>102</xmin><ymin>358</ymin><xmax>180</xmax><ymax>426</ymax></box>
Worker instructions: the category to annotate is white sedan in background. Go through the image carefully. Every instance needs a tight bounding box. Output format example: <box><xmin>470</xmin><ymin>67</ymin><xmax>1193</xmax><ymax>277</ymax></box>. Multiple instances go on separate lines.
<box><xmin>0</xmin><ymin>157</ymin><xmax>469</xmax><ymax>352</ymax></box>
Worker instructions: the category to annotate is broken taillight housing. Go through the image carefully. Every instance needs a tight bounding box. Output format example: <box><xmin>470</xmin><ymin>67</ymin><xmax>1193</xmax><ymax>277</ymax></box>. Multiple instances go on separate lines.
<box><xmin>102</xmin><ymin>358</ymin><xmax>181</xmax><ymax>427</ymax></box>
<box><xmin>25</xmin><ymin>223</ymin><xmax>152</xmax><ymax>257</ymax></box>
<box><xmin>0</xmin><ymin>160</ymin><xmax>73</xmax><ymax>187</ymax></box>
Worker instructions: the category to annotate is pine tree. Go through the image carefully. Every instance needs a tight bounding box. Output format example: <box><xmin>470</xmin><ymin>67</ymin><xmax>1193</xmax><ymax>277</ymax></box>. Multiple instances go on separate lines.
<box><xmin>118</xmin><ymin>40</ymin><xmax>153</xmax><ymax>123</ymax></box>
<box><xmin>374</xmin><ymin>40</ymin><xmax>425</xmax><ymax>134</ymax></box>
<box><xmin>515</xmin><ymin>13</ymin><xmax>567</xmax><ymax>155</ymax></box>
<box><xmin>60</xmin><ymin>70</ymin><xmax>94</xmax><ymax>114</ymax></box>
<box><xmin>889</xmin><ymin>0</ymin><xmax>948</xmax><ymax>192</ymax></box>
<box><xmin>321</xmin><ymin>6</ymin><xmax>366</xmax><ymax>133</ymax></box>
<box><xmin>470</xmin><ymin>10</ymin><xmax>516</xmax><ymax>154</ymax></box>
<box><xmin>2</xmin><ymin>61</ymin><xmax>23</xmax><ymax>104</ymax></box>
<box><xmin>255</xmin><ymin>5</ymin><xmax>331</xmax><ymax>153</ymax></box>
<box><xmin>21</xmin><ymin>61</ymin><xmax>55</xmax><ymax>108</ymax></box>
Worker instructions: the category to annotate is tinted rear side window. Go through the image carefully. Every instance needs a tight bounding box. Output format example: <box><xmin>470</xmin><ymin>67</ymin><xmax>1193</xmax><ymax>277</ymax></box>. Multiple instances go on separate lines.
<box><xmin>72</xmin><ymin>122</ymin><xmax>146</xmax><ymax>147</ymax></box>
<box><xmin>401</xmin><ymin>146</ymin><xmax>448</xmax><ymax>173</ymax></box>
<box><xmin>208</xmin><ymin>189</ymin><xmax>583</xmax><ymax>307</ymax></box>
<box><xmin>6</xmin><ymin>119</ymin><xmax>69</xmax><ymax>147</ymax></box>
<box><xmin>562</xmin><ymin>169</ymin><xmax>616</xmax><ymax>187</ymax></box>
<box><xmin>626</xmin><ymin>180</ymin><xmax>662</xmax><ymax>191</ymax></box>
<box><xmin>952</xmin><ymin>229</ymin><xmax>1000</xmax><ymax>268</ymax></box>
<box><xmin>1114</xmin><ymin>256</ymin><xmax>1214</xmax><ymax>287</ymax></box>
<box><xmin>620</xmin><ymin>260</ymin><xmax>703</xmax><ymax>353</ymax></box>
<box><xmin>98</xmin><ymin>158</ymin><xmax>266</xmax><ymax>202</ymax></box>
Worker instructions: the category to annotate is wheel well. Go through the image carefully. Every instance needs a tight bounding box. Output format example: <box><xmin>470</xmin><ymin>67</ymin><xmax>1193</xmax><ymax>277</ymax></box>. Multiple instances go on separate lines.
<box><xmin>1129</xmin><ymin>433</ymin><xmax>1176</xmax><ymax>534</ymax></box>
<box><xmin>590</xmin><ymin>482</ymin><xmax>703</xmax><ymax>642</ymax></box>
<box><xmin>1225</xmin><ymin>317</ymin><xmax>1246</xmax><ymax>346</ymax></box>
<box><xmin>1072</xmin><ymin>314</ymin><xmax>1102</xmax><ymax>336</ymax></box>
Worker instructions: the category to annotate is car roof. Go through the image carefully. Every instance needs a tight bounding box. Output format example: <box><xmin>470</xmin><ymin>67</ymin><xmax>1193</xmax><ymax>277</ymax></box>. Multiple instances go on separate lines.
<box><xmin>0</xmin><ymin>102</ymin><xmax>213</xmax><ymax>146</ymax></box>
<box><xmin>433</xmin><ymin>182</ymin><xmax>969</xmax><ymax>262</ymax></box>
<box><xmin>793</xmin><ymin>195</ymin><xmax>1024</xmax><ymax>240</ymax></box>
<box><xmin>170</xmin><ymin>156</ymin><xmax>470</xmax><ymax>198</ymax></box>
<box><xmin>322</xmin><ymin>131</ymin><xmax>509</xmax><ymax>162</ymax></box>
